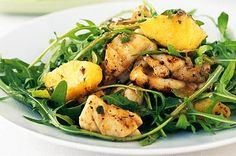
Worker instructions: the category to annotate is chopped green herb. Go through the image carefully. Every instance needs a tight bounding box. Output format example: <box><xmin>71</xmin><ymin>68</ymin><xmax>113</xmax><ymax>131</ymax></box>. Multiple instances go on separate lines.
<box><xmin>96</xmin><ymin>106</ymin><xmax>105</xmax><ymax>114</ymax></box>
<box><xmin>121</xmin><ymin>34</ymin><xmax>131</xmax><ymax>43</ymax></box>
<box><xmin>195</xmin><ymin>20</ymin><xmax>204</xmax><ymax>26</ymax></box>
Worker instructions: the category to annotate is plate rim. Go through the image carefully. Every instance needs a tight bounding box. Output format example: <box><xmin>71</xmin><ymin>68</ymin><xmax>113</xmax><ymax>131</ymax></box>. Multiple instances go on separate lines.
<box><xmin>1</xmin><ymin>114</ymin><xmax>236</xmax><ymax>155</ymax></box>
<box><xmin>0</xmin><ymin>1</ymin><xmax>236</xmax><ymax>155</ymax></box>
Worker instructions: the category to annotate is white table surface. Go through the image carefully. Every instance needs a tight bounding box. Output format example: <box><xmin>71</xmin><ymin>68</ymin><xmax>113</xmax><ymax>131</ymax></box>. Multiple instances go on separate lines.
<box><xmin>0</xmin><ymin>4</ymin><xmax>236</xmax><ymax>156</ymax></box>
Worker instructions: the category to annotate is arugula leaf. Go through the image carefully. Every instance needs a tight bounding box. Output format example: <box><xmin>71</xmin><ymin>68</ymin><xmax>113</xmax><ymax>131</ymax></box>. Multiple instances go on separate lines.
<box><xmin>195</xmin><ymin>45</ymin><xmax>213</xmax><ymax>65</ymax></box>
<box><xmin>0</xmin><ymin>96</ymin><xmax>9</xmax><ymax>101</ymax></box>
<box><xmin>167</xmin><ymin>45</ymin><xmax>182</xmax><ymax>57</ymax></box>
<box><xmin>176</xmin><ymin>114</ymin><xmax>190</xmax><ymax>129</ymax></box>
<box><xmin>54</xmin><ymin>113</ymin><xmax>74</xmax><ymax>125</ymax></box>
<box><xmin>103</xmin><ymin>92</ymin><xmax>151</xmax><ymax>116</ymax></box>
<box><xmin>210</xmin><ymin>41</ymin><xmax>236</xmax><ymax>65</ymax></box>
<box><xmin>217</xmin><ymin>12</ymin><xmax>229</xmax><ymax>40</ymax></box>
<box><xmin>197</xmin><ymin>45</ymin><xmax>213</xmax><ymax>56</ymax></box>
<box><xmin>198</xmin><ymin>120</ymin><xmax>214</xmax><ymax>133</ymax></box>
<box><xmin>213</xmin><ymin>62</ymin><xmax>236</xmax><ymax>103</ymax></box>
<box><xmin>0</xmin><ymin>58</ymin><xmax>44</xmax><ymax>88</ymax></box>
<box><xmin>51</xmin><ymin>80</ymin><xmax>67</xmax><ymax>105</ymax></box>
<box><xmin>220</xmin><ymin>62</ymin><xmax>235</xmax><ymax>85</ymax></box>
<box><xmin>165</xmin><ymin>97</ymin><xmax>182</xmax><ymax>109</ymax></box>
<box><xmin>56</xmin><ymin>104</ymin><xmax>84</xmax><ymax>121</ymax></box>
<box><xmin>0</xmin><ymin>79</ymin><xmax>50</xmax><ymax>122</ymax></box>
<box><xmin>222</xmin><ymin>40</ymin><xmax>236</xmax><ymax>51</ymax></box>
<box><xmin>213</xmin><ymin>92</ymin><xmax>236</xmax><ymax>103</ymax></box>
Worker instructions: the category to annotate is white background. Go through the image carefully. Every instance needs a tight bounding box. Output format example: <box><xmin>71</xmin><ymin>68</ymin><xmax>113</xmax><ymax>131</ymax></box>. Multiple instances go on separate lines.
<box><xmin>0</xmin><ymin>2</ymin><xmax>236</xmax><ymax>156</ymax></box>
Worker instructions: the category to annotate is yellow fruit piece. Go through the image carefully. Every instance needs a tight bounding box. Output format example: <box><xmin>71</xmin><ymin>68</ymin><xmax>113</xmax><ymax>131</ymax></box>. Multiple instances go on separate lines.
<box><xmin>140</xmin><ymin>12</ymin><xmax>207</xmax><ymax>51</ymax></box>
<box><xmin>194</xmin><ymin>98</ymin><xmax>231</xmax><ymax>118</ymax></box>
<box><xmin>43</xmin><ymin>60</ymin><xmax>103</xmax><ymax>101</ymax></box>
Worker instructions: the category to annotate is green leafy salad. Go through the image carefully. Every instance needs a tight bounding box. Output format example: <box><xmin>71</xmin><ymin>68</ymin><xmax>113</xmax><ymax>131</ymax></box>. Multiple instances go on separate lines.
<box><xmin>0</xmin><ymin>2</ymin><xmax>236</xmax><ymax>146</ymax></box>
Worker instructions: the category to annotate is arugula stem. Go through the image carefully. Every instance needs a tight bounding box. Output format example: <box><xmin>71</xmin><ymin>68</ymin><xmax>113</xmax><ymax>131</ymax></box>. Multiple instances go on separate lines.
<box><xmin>217</xmin><ymin>59</ymin><xmax>236</xmax><ymax>63</ymax></box>
<box><xmin>72</xmin><ymin>32</ymin><xmax>109</xmax><ymax>60</ymax></box>
<box><xmin>0</xmin><ymin>80</ymin><xmax>11</xmax><ymax>93</ymax></box>
<box><xmin>49</xmin><ymin>117</ymin><xmax>172</xmax><ymax>142</ymax></box>
<box><xmin>72</xmin><ymin>29</ymin><xmax>135</xmax><ymax>61</ymax></box>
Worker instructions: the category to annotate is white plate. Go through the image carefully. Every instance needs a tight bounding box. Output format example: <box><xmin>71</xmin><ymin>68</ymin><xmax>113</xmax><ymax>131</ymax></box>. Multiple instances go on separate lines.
<box><xmin>0</xmin><ymin>0</ymin><xmax>236</xmax><ymax>155</ymax></box>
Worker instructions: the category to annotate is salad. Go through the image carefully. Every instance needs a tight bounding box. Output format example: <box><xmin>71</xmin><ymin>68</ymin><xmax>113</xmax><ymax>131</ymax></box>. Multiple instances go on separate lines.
<box><xmin>0</xmin><ymin>1</ymin><xmax>236</xmax><ymax>146</ymax></box>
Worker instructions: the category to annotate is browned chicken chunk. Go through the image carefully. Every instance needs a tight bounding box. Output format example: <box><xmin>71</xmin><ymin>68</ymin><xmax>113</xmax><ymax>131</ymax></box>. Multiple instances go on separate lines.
<box><xmin>130</xmin><ymin>54</ymin><xmax>210</xmax><ymax>94</ymax></box>
<box><xmin>79</xmin><ymin>95</ymin><xmax>143</xmax><ymax>137</ymax></box>
<box><xmin>104</xmin><ymin>33</ymin><xmax>157</xmax><ymax>77</ymax></box>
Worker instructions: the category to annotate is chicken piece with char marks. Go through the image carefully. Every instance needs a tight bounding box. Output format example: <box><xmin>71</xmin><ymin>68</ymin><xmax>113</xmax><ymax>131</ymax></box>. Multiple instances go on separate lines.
<box><xmin>130</xmin><ymin>54</ymin><xmax>210</xmax><ymax>94</ymax></box>
<box><xmin>79</xmin><ymin>95</ymin><xmax>143</xmax><ymax>137</ymax></box>
<box><xmin>104</xmin><ymin>33</ymin><xmax>157</xmax><ymax>77</ymax></box>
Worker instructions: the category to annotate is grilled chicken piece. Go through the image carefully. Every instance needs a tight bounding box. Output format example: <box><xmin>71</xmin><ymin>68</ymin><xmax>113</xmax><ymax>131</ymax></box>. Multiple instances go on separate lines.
<box><xmin>130</xmin><ymin>58</ymin><xmax>186</xmax><ymax>91</ymax></box>
<box><xmin>130</xmin><ymin>54</ymin><xmax>210</xmax><ymax>93</ymax></box>
<box><xmin>152</xmin><ymin>54</ymin><xmax>210</xmax><ymax>83</ymax></box>
<box><xmin>149</xmin><ymin>77</ymin><xmax>186</xmax><ymax>91</ymax></box>
<box><xmin>152</xmin><ymin>54</ymin><xmax>185</xmax><ymax>72</ymax></box>
<box><xmin>104</xmin><ymin>33</ymin><xmax>157</xmax><ymax>77</ymax></box>
<box><xmin>79</xmin><ymin>95</ymin><xmax>143</xmax><ymax>137</ymax></box>
<box><xmin>172</xmin><ymin>65</ymin><xmax>208</xmax><ymax>83</ymax></box>
<box><xmin>43</xmin><ymin>61</ymin><xmax>102</xmax><ymax>101</ymax></box>
<box><xmin>130</xmin><ymin>59</ymin><xmax>149</xmax><ymax>86</ymax></box>
<box><xmin>194</xmin><ymin>98</ymin><xmax>231</xmax><ymax>118</ymax></box>
<box><xmin>144</xmin><ymin>56</ymin><xmax>170</xmax><ymax>77</ymax></box>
